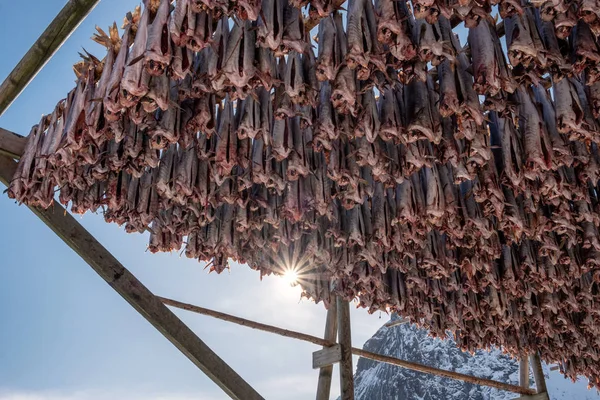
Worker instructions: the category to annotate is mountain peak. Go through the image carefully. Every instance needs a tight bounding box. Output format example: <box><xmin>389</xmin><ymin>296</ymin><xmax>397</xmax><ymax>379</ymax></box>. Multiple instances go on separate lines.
<box><xmin>346</xmin><ymin>319</ymin><xmax>600</xmax><ymax>400</ymax></box>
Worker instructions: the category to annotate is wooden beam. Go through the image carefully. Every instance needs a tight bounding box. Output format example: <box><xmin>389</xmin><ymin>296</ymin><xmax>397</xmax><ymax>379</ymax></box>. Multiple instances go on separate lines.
<box><xmin>316</xmin><ymin>302</ymin><xmax>338</xmax><ymax>400</ymax></box>
<box><xmin>337</xmin><ymin>297</ymin><xmax>354</xmax><ymax>400</ymax></box>
<box><xmin>531</xmin><ymin>354</ymin><xmax>548</xmax><ymax>394</ymax></box>
<box><xmin>351</xmin><ymin>348</ymin><xmax>536</xmax><ymax>396</ymax></box>
<box><xmin>0</xmin><ymin>0</ymin><xmax>101</xmax><ymax>117</ymax></box>
<box><xmin>0</xmin><ymin>128</ymin><xmax>27</xmax><ymax>159</ymax></box>
<box><xmin>161</xmin><ymin>296</ymin><xmax>537</xmax><ymax>396</ymax></box>
<box><xmin>384</xmin><ymin>318</ymin><xmax>409</xmax><ymax>328</ymax></box>
<box><xmin>313</xmin><ymin>344</ymin><xmax>342</xmax><ymax>369</ymax></box>
<box><xmin>520</xmin><ymin>355</ymin><xmax>529</xmax><ymax>388</ymax></box>
<box><xmin>0</xmin><ymin>155</ymin><xmax>264</xmax><ymax>400</ymax></box>
<box><xmin>159</xmin><ymin>297</ymin><xmax>335</xmax><ymax>347</ymax></box>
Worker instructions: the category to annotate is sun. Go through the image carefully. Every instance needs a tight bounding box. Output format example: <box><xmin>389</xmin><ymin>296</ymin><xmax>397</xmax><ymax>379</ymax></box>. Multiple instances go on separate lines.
<box><xmin>281</xmin><ymin>268</ymin><xmax>299</xmax><ymax>286</ymax></box>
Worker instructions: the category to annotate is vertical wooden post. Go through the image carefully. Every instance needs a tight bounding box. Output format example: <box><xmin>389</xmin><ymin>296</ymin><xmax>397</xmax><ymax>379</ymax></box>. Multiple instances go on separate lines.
<box><xmin>337</xmin><ymin>297</ymin><xmax>354</xmax><ymax>400</ymax></box>
<box><xmin>531</xmin><ymin>353</ymin><xmax>548</xmax><ymax>394</ymax></box>
<box><xmin>316</xmin><ymin>301</ymin><xmax>338</xmax><ymax>400</ymax></box>
<box><xmin>519</xmin><ymin>355</ymin><xmax>529</xmax><ymax>388</ymax></box>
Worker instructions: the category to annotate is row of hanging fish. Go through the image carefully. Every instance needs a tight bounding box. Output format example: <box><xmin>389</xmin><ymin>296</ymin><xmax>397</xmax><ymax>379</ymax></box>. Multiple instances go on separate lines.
<box><xmin>7</xmin><ymin>0</ymin><xmax>600</xmax><ymax>389</ymax></box>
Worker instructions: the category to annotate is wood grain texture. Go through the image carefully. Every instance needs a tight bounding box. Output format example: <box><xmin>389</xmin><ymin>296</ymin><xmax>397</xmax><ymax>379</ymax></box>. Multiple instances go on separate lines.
<box><xmin>316</xmin><ymin>302</ymin><xmax>338</xmax><ymax>400</ymax></box>
<box><xmin>0</xmin><ymin>128</ymin><xmax>27</xmax><ymax>159</ymax></box>
<box><xmin>520</xmin><ymin>355</ymin><xmax>529</xmax><ymax>389</ymax></box>
<box><xmin>159</xmin><ymin>295</ymin><xmax>536</xmax><ymax>396</ymax></box>
<box><xmin>313</xmin><ymin>344</ymin><xmax>342</xmax><ymax>369</ymax></box>
<box><xmin>0</xmin><ymin>155</ymin><xmax>263</xmax><ymax>400</ymax></box>
<box><xmin>337</xmin><ymin>297</ymin><xmax>354</xmax><ymax>400</ymax></box>
<box><xmin>160</xmin><ymin>297</ymin><xmax>335</xmax><ymax>347</ymax></box>
<box><xmin>531</xmin><ymin>354</ymin><xmax>548</xmax><ymax>394</ymax></box>
<box><xmin>352</xmin><ymin>348</ymin><xmax>537</xmax><ymax>396</ymax></box>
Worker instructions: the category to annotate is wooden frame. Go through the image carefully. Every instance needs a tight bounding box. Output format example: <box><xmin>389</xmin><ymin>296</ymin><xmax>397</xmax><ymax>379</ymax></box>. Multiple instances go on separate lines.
<box><xmin>0</xmin><ymin>3</ymin><xmax>550</xmax><ymax>399</ymax></box>
<box><xmin>0</xmin><ymin>154</ymin><xmax>264</xmax><ymax>400</ymax></box>
<box><xmin>0</xmin><ymin>128</ymin><xmax>26</xmax><ymax>159</ymax></box>
<box><xmin>159</xmin><ymin>296</ymin><xmax>537</xmax><ymax>396</ymax></box>
<box><xmin>316</xmin><ymin>301</ymin><xmax>339</xmax><ymax>400</ymax></box>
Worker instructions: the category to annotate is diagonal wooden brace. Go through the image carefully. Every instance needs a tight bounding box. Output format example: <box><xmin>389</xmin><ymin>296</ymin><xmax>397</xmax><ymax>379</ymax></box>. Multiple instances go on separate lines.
<box><xmin>0</xmin><ymin>155</ymin><xmax>264</xmax><ymax>400</ymax></box>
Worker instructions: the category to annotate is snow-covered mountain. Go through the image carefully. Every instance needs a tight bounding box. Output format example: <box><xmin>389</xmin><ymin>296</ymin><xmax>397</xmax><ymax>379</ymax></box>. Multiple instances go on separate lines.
<box><xmin>350</xmin><ymin>315</ymin><xmax>600</xmax><ymax>400</ymax></box>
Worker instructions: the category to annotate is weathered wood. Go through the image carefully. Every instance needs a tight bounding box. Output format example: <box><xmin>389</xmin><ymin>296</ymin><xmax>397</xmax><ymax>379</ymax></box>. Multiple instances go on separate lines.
<box><xmin>531</xmin><ymin>354</ymin><xmax>548</xmax><ymax>394</ymax></box>
<box><xmin>352</xmin><ymin>348</ymin><xmax>536</xmax><ymax>396</ymax></box>
<box><xmin>159</xmin><ymin>297</ymin><xmax>335</xmax><ymax>347</ymax></box>
<box><xmin>0</xmin><ymin>0</ymin><xmax>101</xmax><ymax>117</ymax></box>
<box><xmin>384</xmin><ymin>318</ymin><xmax>409</xmax><ymax>328</ymax></box>
<box><xmin>0</xmin><ymin>155</ymin><xmax>264</xmax><ymax>400</ymax></box>
<box><xmin>0</xmin><ymin>128</ymin><xmax>27</xmax><ymax>159</ymax></box>
<box><xmin>520</xmin><ymin>355</ymin><xmax>529</xmax><ymax>388</ymax></box>
<box><xmin>313</xmin><ymin>344</ymin><xmax>342</xmax><ymax>369</ymax></box>
<box><xmin>337</xmin><ymin>297</ymin><xmax>354</xmax><ymax>400</ymax></box>
<box><xmin>316</xmin><ymin>301</ymin><xmax>338</xmax><ymax>400</ymax></box>
<box><xmin>159</xmin><ymin>296</ymin><xmax>537</xmax><ymax>396</ymax></box>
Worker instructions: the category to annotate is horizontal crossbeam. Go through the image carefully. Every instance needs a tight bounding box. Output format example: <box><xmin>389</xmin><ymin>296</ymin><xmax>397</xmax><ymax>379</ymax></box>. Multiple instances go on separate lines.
<box><xmin>160</xmin><ymin>297</ymin><xmax>536</xmax><ymax>396</ymax></box>
<box><xmin>159</xmin><ymin>297</ymin><xmax>334</xmax><ymax>347</ymax></box>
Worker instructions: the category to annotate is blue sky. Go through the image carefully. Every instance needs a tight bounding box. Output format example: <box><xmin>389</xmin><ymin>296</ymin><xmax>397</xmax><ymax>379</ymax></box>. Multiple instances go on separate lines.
<box><xmin>0</xmin><ymin>2</ymin><xmax>386</xmax><ymax>399</ymax></box>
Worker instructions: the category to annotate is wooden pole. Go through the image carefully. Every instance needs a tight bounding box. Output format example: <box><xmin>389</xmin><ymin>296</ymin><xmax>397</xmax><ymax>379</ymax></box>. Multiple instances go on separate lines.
<box><xmin>160</xmin><ymin>297</ymin><xmax>335</xmax><ymax>347</ymax></box>
<box><xmin>0</xmin><ymin>156</ymin><xmax>264</xmax><ymax>400</ymax></box>
<box><xmin>531</xmin><ymin>353</ymin><xmax>548</xmax><ymax>394</ymax></box>
<box><xmin>160</xmin><ymin>296</ymin><xmax>536</xmax><ymax>396</ymax></box>
<box><xmin>316</xmin><ymin>301</ymin><xmax>338</xmax><ymax>400</ymax></box>
<box><xmin>384</xmin><ymin>318</ymin><xmax>409</xmax><ymax>328</ymax></box>
<box><xmin>351</xmin><ymin>349</ymin><xmax>536</xmax><ymax>396</ymax></box>
<box><xmin>520</xmin><ymin>355</ymin><xmax>529</xmax><ymax>389</ymax></box>
<box><xmin>0</xmin><ymin>0</ymin><xmax>101</xmax><ymax>117</ymax></box>
<box><xmin>337</xmin><ymin>297</ymin><xmax>354</xmax><ymax>400</ymax></box>
<box><xmin>0</xmin><ymin>128</ymin><xmax>27</xmax><ymax>160</ymax></box>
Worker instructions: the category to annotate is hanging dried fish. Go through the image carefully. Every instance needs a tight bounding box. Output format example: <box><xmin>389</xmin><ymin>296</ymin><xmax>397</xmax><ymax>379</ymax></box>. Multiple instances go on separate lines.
<box><xmin>145</xmin><ymin>0</ymin><xmax>172</xmax><ymax>76</ymax></box>
<box><xmin>257</xmin><ymin>0</ymin><xmax>284</xmax><ymax>53</ymax></box>
<box><xmin>355</xmin><ymin>87</ymin><xmax>380</xmax><ymax>142</ymax></box>
<box><xmin>573</xmin><ymin>20</ymin><xmax>600</xmax><ymax>83</ymax></box>
<box><xmin>404</xmin><ymin>76</ymin><xmax>441</xmax><ymax>144</ymax></box>
<box><xmin>331</xmin><ymin>65</ymin><xmax>358</xmax><ymax>115</ymax></box>
<box><xmin>14</xmin><ymin>0</ymin><xmax>600</xmax><ymax>386</ymax></box>
<box><xmin>215</xmin><ymin>97</ymin><xmax>238</xmax><ymax>180</ymax></box>
<box><xmin>105</xmin><ymin>12</ymin><xmax>136</xmax><ymax>121</ymax></box>
<box><xmin>469</xmin><ymin>20</ymin><xmax>502</xmax><ymax>96</ymax></box>
<box><xmin>121</xmin><ymin>3</ymin><xmax>151</xmax><ymax>107</ymax></box>
<box><xmin>223</xmin><ymin>20</ymin><xmax>256</xmax><ymax>90</ymax></box>
<box><xmin>187</xmin><ymin>9</ymin><xmax>213</xmax><ymax>52</ymax></box>
<box><xmin>346</xmin><ymin>0</ymin><xmax>384</xmax><ymax>79</ymax></box>
<box><xmin>375</xmin><ymin>0</ymin><xmax>415</xmax><ymax>64</ymax></box>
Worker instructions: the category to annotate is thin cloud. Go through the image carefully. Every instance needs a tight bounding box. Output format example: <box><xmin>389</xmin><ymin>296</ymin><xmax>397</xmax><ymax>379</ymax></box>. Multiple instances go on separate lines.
<box><xmin>0</xmin><ymin>390</ymin><xmax>223</xmax><ymax>400</ymax></box>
